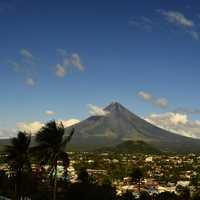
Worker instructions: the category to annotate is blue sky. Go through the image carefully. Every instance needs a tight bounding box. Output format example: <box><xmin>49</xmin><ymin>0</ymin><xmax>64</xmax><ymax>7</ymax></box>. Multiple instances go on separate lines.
<box><xmin>1</xmin><ymin>0</ymin><xmax>200</xmax><ymax>138</ymax></box>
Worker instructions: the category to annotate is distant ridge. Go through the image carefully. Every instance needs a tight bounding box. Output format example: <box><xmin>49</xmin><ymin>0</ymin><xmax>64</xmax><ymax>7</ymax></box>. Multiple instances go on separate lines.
<box><xmin>66</xmin><ymin>102</ymin><xmax>200</xmax><ymax>153</ymax></box>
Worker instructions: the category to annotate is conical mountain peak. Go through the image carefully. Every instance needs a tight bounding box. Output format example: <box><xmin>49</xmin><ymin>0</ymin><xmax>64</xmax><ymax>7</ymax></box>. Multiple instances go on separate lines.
<box><xmin>66</xmin><ymin>102</ymin><xmax>200</xmax><ymax>153</ymax></box>
<box><xmin>104</xmin><ymin>102</ymin><xmax>128</xmax><ymax>112</ymax></box>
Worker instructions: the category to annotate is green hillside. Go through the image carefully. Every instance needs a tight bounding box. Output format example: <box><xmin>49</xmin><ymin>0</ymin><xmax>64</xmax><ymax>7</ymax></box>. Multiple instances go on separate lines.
<box><xmin>97</xmin><ymin>140</ymin><xmax>161</xmax><ymax>154</ymax></box>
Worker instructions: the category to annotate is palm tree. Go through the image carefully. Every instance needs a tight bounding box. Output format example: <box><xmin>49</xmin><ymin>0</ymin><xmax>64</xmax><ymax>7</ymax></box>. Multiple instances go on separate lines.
<box><xmin>139</xmin><ymin>191</ymin><xmax>151</xmax><ymax>200</ymax></box>
<box><xmin>6</xmin><ymin>131</ymin><xmax>31</xmax><ymax>200</ymax></box>
<box><xmin>35</xmin><ymin>120</ymin><xmax>74</xmax><ymax>200</ymax></box>
<box><xmin>130</xmin><ymin>167</ymin><xmax>143</xmax><ymax>193</ymax></box>
<box><xmin>77</xmin><ymin>167</ymin><xmax>90</xmax><ymax>183</ymax></box>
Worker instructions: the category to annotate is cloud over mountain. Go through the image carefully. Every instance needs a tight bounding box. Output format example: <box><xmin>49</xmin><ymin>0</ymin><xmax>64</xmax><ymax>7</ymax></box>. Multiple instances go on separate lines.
<box><xmin>145</xmin><ymin>112</ymin><xmax>200</xmax><ymax>138</ymax></box>
<box><xmin>60</xmin><ymin>119</ymin><xmax>80</xmax><ymax>127</ymax></box>
<box><xmin>15</xmin><ymin>119</ymin><xmax>80</xmax><ymax>136</ymax></box>
<box><xmin>88</xmin><ymin>104</ymin><xmax>110</xmax><ymax>116</ymax></box>
<box><xmin>16</xmin><ymin>121</ymin><xmax>44</xmax><ymax>134</ymax></box>
<box><xmin>0</xmin><ymin>128</ymin><xmax>16</xmax><ymax>139</ymax></box>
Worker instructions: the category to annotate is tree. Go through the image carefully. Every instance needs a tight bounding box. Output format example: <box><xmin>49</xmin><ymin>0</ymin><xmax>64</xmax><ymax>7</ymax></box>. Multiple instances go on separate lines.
<box><xmin>178</xmin><ymin>187</ymin><xmax>191</xmax><ymax>200</ymax></box>
<box><xmin>192</xmin><ymin>191</ymin><xmax>200</xmax><ymax>200</ymax></box>
<box><xmin>190</xmin><ymin>174</ymin><xmax>200</xmax><ymax>188</ymax></box>
<box><xmin>140</xmin><ymin>191</ymin><xmax>151</xmax><ymax>200</ymax></box>
<box><xmin>66</xmin><ymin>180</ymin><xmax>117</xmax><ymax>200</ymax></box>
<box><xmin>6</xmin><ymin>131</ymin><xmax>31</xmax><ymax>200</ymax></box>
<box><xmin>119</xmin><ymin>191</ymin><xmax>135</xmax><ymax>200</ymax></box>
<box><xmin>35</xmin><ymin>120</ymin><xmax>74</xmax><ymax>200</ymax></box>
<box><xmin>77</xmin><ymin>167</ymin><xmax>90</xmax><ymax>183</ymax></box>
<box><xmin>130</xmin><ymin>168</ymin><xmax>143</xmax><ymax>193</ymax></box>
<box><xmin>154</xmin><ymin>191</ymin><xmax>178</xmax><ymax>200</ymax></box>
<box><xmin>0</xmin><ymin>170</ymin><xmax>10</xmax><ymax>196</ymax></box>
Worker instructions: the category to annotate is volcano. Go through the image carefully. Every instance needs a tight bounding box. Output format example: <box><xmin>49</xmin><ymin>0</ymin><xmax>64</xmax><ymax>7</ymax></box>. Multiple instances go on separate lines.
<box><xmin>66</xmin><ymin>102</ymin><xmax>200</xmax><ymax>152</ymax></box>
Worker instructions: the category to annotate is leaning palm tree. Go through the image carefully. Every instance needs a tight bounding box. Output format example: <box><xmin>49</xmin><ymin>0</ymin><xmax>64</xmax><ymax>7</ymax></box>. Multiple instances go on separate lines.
<box><xmin>35</xmin><ymin>120</ymin><xmax>74</xmax><ymax>200</ymax></box>
<box><xmin>6</xmin><ymin>131</ymin><xmax>31</xmax><ymax>200</ymax></box>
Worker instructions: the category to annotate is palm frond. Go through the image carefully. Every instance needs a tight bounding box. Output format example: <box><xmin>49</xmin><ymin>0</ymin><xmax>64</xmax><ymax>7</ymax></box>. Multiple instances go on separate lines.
<box><xmin>6</xmin><ymin>131</ymin><xmax>31</xmax><ymax>172</ymax></box>
<box><xmin>61</xmin><ymin>128</ymin><xmax>75</xmax><ymax>149</ymax></box>
<box><xmin>58</xmin><ymin>151</ymin><xmax>70</xmax><ymax>168</ymax></box>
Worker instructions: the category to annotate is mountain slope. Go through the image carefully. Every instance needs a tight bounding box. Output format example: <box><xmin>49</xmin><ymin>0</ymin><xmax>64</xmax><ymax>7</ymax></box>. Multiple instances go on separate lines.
<box><xmin>66</xmin><ymin>102</ymin><xmax>200</xmax><ymax>152</ymax></box>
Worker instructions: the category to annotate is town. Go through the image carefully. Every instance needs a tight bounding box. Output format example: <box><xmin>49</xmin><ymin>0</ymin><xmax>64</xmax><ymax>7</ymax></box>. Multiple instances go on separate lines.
<box><xmin>1</xmin><ymin>148</ymin><xmax>200</xmax><ymax>199</ymax></box>
<box><xmin>67</xmin><ymin>152</ymin><xmax>200</xmax><ymax>194</ymax></box>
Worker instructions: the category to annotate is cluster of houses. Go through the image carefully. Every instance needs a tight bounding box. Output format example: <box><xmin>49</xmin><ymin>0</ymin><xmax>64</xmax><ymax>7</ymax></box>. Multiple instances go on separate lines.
<box><xmin>1</xmin><ymin>152</ymin><xmax>200</xmax><ymax>197</ymax></box>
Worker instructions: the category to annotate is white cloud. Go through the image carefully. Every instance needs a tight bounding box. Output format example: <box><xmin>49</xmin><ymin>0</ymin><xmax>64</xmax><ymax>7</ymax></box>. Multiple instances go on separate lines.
<box><xmin>137</xmin><ymin>91</ymin><xmax>153</xmax><ymax>101</ymax></box>
<box><xmin>9</xmin><ymin>49</ymin><xmax>38</xmax><ymax>86</ymax></box>
<box><xmin>16</xmin><ymin>118</ymin><xmax>80</xmax><ymax>135</ymax></box>
<box><xmin>26</xmin><ymin>77</ymin><xmax>36</xmax><ymax>86</ymax></box>
<box><xmin>55</xmin><ymin>64</ymin><xmax>67</xmax><ymax>77</ymax></box>
<box><xmin>157</xmin><ymin>10</ymin><xmax>200</xmax><ymax>41</ymax></box>
<box><xmin>20</xmin><ymin>49</ymin><xmax>34</xmax><ymax>59</ymax></box>
<box><xmin>154</xmin><ymin>98</ymin><xmax>169</xmax><ymax>108</ymax></box>
<box><xmin>146</xmin><ymin>113</ymin><xmax>188</xmax><ymax>125</ymax></box>
<box><xmin>71</xmin><ymin>53</ymin><xmax>84</xmax><ymax>71</ymax></box>
<box><xmin>16</xmin><ymin>121</ymin><xmax>44</xmax><ymax>134</ymax></box>
<box><xmin>137</xmin><ymin>91</ymin><xmax>169</xmax><ymax>108</ymax></box>
<box><xmin>55</xmin><ymin>50</ymin><xmax>85</xmax><ymax>77</ymax></box>
<box><xmin>45</xmin><ymin>110</ymin><xmax>56</xmax><ymax>116</ymax></box>
<box><xmin>0</xmin><ymin>128</ymin><xmax>17</xmax><ymax>139</ymax></box>
<box><xmin>145</xmin><ymin>112</ymin><xmax>200</xmax><ymax>138</ymax></box>
<box><xmin>59</xmin><ymin>119</ymin><xmax>80</xmax><ymax>127</ymax></box>
<box><xmin>159</xmin><ymin>10</ymin><xmax>194</xmax><ymax>28</ymax></box>
<box><xmin>169</xmin><ymin>113</ymin><xmax>188</xmax><ymax>125</ymax></box>
<box><xmin>88</xmin><ymin>104</ymin><xmax>110</xmax><ymax>116</ymax></box>
<box><xmin>130</xmin><ymin>11</ymin><xmax>199</xmax><ymax>41</ymax></box>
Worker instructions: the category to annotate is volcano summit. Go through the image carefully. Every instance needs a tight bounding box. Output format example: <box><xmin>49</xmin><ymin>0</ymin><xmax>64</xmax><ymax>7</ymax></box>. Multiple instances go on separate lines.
<box><xmin>66</xmin><ymin>102</ymin><xmax>200</xmax><ymax>153</ymax></box>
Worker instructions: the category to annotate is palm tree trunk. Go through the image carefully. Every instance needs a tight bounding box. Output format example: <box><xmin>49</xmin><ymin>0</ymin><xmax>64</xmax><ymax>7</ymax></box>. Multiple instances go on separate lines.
<box><xmin>138</xmin><ymin>179</ymin><xmax>141</xmax><ymax>193</ymax></box>
<box><xmin>16</xmin><ymin>170</ymin><xmax>21</xmax><ymax>200</ymax></box>
<box><xmin>15</xmin><ymin>181</ymin><xmax>18</xmax><ymax>200</ymax></box>
<box><xmin>53</xmin><ymin>163</ymin><xmax>58</xmax><ymax>200</ymax></box>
